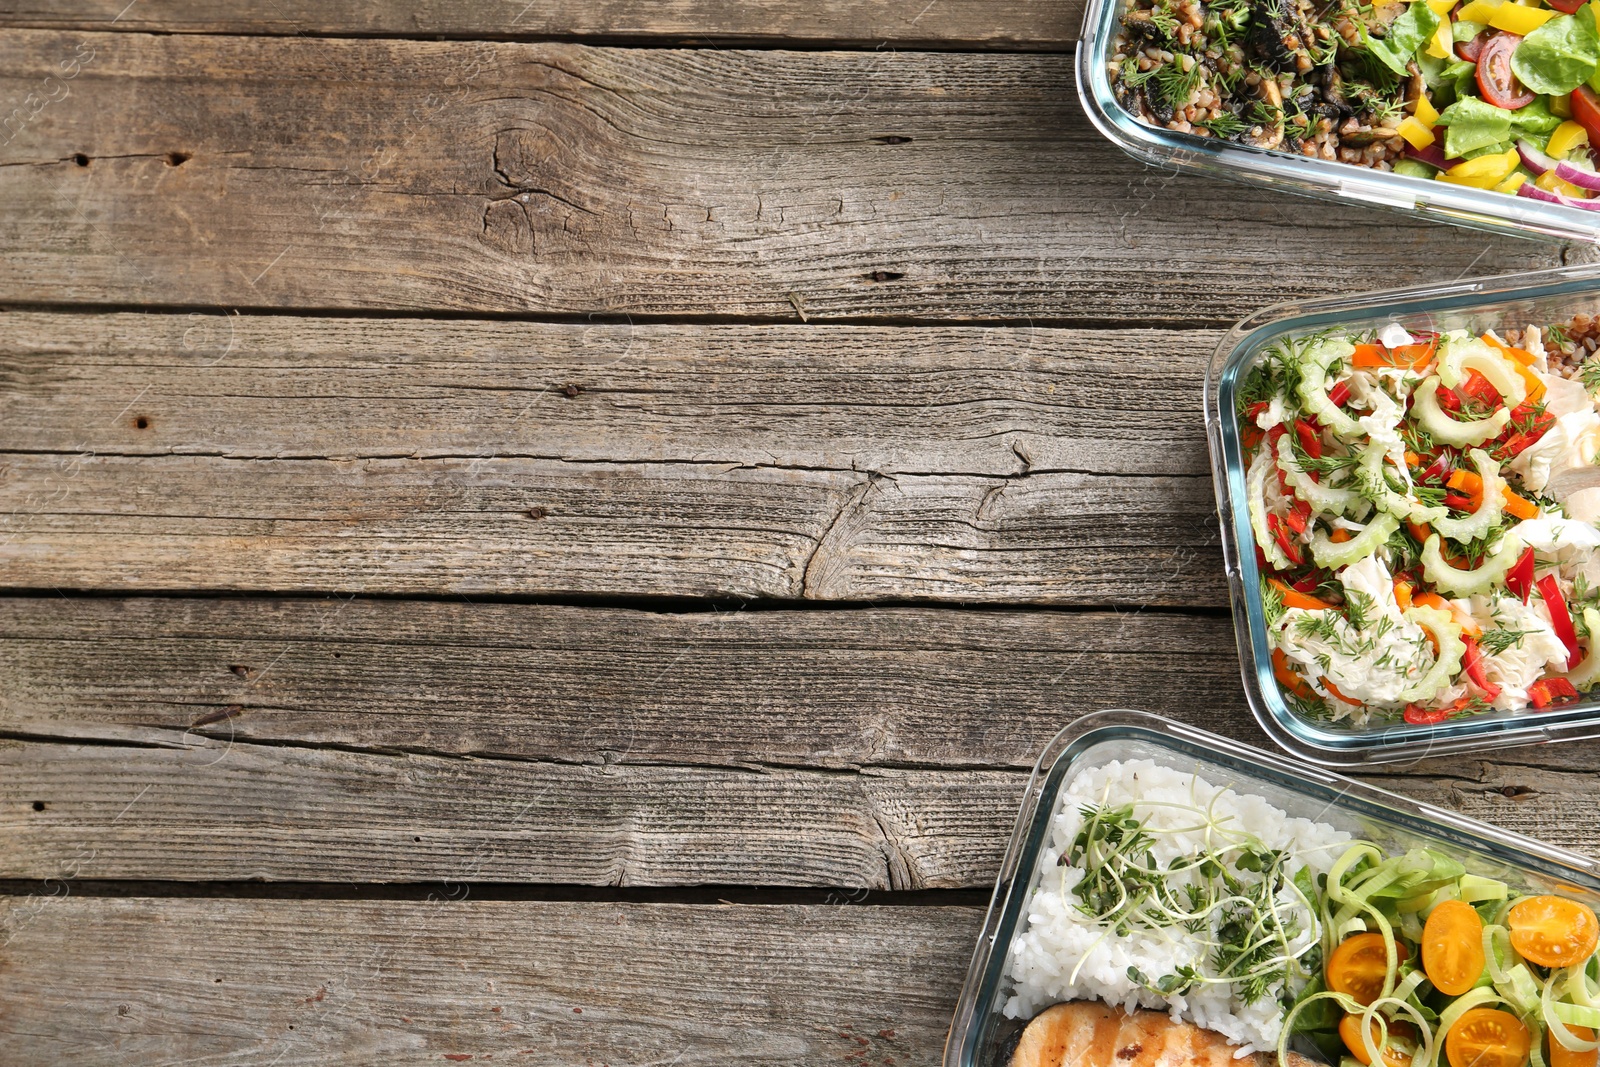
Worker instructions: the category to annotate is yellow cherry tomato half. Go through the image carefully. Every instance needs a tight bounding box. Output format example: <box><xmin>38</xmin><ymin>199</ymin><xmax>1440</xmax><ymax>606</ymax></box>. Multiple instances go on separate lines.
<box><xmin>1341</xmin><ymin>1013</ymin><xmax>1417</xmax><ymax>1067</ymax></box>
<box><xmin>1508</xmin><ymin>895</ymin><xmax>1600</xmax><ymax>969</ymax></box>
<box><xmin>1551</xmin><ymin>1027</ymin><xmax>1599</xmax><ymax>1067</ymax></box>
<box><xmin>1327</xmin><ymin>932</ymin><xmax>1409</xmax><ymax>1006</ymax></box>
<box><xmin>1446</xmin><ymin>1008</ymin><xmax>1532</xmax><ymax>1067</ymax></box>
<box><xmin>1424</xmin><ymin>899</ymin><xmax>1487</xmax><ymax>997</ymax></box>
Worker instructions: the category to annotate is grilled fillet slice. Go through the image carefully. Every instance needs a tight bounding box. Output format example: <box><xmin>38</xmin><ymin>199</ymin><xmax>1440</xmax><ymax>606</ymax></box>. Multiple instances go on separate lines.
<box><xmin>1010</xmin><ymin>1001</ymin><xmax>1317</xmax><ymax>1067</ymax></box>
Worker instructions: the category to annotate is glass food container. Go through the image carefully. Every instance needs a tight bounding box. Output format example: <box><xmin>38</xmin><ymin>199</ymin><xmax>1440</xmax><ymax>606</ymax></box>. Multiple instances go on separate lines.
<box><xmin>943</xmin><ymin>709</ymin><xmax>1600</xmax><ymax>1067</ymax></box>
<box><xmin>1075</xmin><ymin>0</ymin><xmax>1600</xmax><ymax>244</ymax></box>
<box><xmin>1209</xmin><ymin>263</ymin><xmax>1600</xmax><ymax>764</ymax></box>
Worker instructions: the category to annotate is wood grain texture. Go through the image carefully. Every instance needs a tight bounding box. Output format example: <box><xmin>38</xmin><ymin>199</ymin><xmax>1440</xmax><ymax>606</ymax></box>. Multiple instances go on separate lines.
<box><xmin>0</xmin><ymin>737</ymin><xmax>1022</xmax><ymax>886</ymax></box>
<box><xmin>0</xmin><ymin>896</ymin><xmax>981</xmax><ymax>1066</ymax></box>
<box><xmin>0</xmin><ymin>0</ymin><xmax>1086</xmax><ymax>48</ymax></box>
<box><xmin>0</xmin><ymin>598</ymin><xmax>1257</xmax><ymax>767</ymax></box>
<box><xmin>4</xmin><ymin>596</ymin><xmax>1596</xmax><ymax>886</ymax></box>
<box><xmin>0</xmin><ymin>32</ymin><xmax>1570</xmax><ymax>322</ymax></box>
<box><xmin>0</xmin><ymin>313</ymin><xmax>1224</xmax><ymax>603</ymax></box>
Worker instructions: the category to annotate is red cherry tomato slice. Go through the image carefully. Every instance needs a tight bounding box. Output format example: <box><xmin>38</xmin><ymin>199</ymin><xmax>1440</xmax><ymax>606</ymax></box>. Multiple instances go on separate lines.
<box><xmin>1457</xmin><ymin>31</ymin><xmax>1488</xmax><ymax>62</ymax></box>
<box><xmin>1478</xmin><ymin>34</ymin><xmax>1535</xmax><ymax>110</ymax></box>
<box><xmin>1574</xmin><ymin>87</ymin><xmax>1600</xmax><ymax>154</ymax></box>
<box><xmin>1548</xmin><ymin>0</ymin><xmax>1587</xmax><ymax>13</ymax></box>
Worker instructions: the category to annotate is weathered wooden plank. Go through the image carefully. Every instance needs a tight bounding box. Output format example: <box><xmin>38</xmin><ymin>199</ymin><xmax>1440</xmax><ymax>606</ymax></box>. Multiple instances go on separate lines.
<box><xmin>0</xmin><ymin>452</ymin><xmax>1219</xmax><ymax>602</ymax></box>
<box><xmin>0</xmin><ymin>0</ymin><xmax>1085</xmax><ymax>48</ymax></box>
<box><xmin>0</xmin><ymin>598</ymin><xmax>1258</xmax><ymax>766</ymax></box>
<box><xmin>0</xmin><ymin>738</ymin><xmax>1022</xmax><ymax>886</ymax></box>
<box><xmin>0</xmin><ymin>313</ymin><xmax>1224</xmax><ymax>603</ymax></box>
<box><xmin>3</xmin><ymin>597</ymin><xmax>1595</xmax><ymax>885</ymax></box>
<box><xmin>0</xmin><ymin>33</ymin><xmax>1567</xmax><ymax>322</ymax></box>
<box><xmin>0</xmin><ymin>896</ymin><xmax>980</xmax><ymax>1066</ymax></box>
<box><xmin>0</xmin><ymin>313</ymin><xmax>1207</xmax><ymax>477</ymax></box>
<box><xmin>5</xmin><ymin>731</ymin><xmax>1586</xmax><ymax>886</ymax></box>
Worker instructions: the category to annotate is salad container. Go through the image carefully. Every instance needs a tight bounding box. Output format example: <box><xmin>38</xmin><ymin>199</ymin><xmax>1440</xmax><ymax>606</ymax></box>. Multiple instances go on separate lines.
<box><xmin>943</xmin><ymin>709</ymin><xmax>1600</xmax><ymax>1067</ymax></box>
<box><xmin>1209</xmin><ymin>263</ymin><xmax>1600</xmax><ymax>764</ymax></box>
<box><xmin>1076</xmin><ymin>0</ymin><xmax>1600</xmax><ymax>244</ymax></box>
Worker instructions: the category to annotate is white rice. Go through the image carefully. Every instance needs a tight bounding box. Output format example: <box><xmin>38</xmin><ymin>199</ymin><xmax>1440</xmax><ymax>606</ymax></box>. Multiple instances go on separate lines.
<box><xmin>1001</xmin><ymin>759</ymin><xmax>1353</xmax><ymax>1053</ymax></box>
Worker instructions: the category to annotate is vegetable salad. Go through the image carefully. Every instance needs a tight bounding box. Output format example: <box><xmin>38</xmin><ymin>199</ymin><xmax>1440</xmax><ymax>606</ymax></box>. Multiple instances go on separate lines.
<box><xmin>1109</xmin><ymin>0</ymin><xmax>1600</xmax><ymax>209</ymax></box>
<box><xmin>1238</xmin><ymin>320</ymin><xmax>1600</xmax><ymax>724</ymax></box>
<box><xmin>1287</xmin><ymin>846</ymin><xmax>1600</xmax><ymax>1067</ymax></box>
<box><xmin>1057</xmin><ymin>772</ymin><xmax>1600</xmax><ymax>1067</ymax></box>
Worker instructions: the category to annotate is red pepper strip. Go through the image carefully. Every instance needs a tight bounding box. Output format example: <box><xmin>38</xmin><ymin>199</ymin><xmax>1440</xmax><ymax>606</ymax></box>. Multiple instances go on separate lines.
<box><xmin>1290</xmin><ymin>573</ymin><xmax>1323</xmax><ymax>595</ymax></box>
<box><xmin>1418</xmin><ymin>453</ymin><xmax>1451</xmax><ymax>484</ymax></box>
<box><xmin>1461</xmin><ymin>635</ymin><xmax>1502</xmax><ymax>701</ymax></box>
<box><xmin>1404</xmin><ymin>697</ymin><xmax>1470</xmax><ymax>724</ymax></box>
<box><xmin>1436</xmin><ymin>386</ymin><xmax>1462</xmax><ymax>413</ymax></box>
<box><xmin>1537</xmin><ymin>573</ymin><xmax>1582</xmax><ymax>670</ymax></box>
<box><xmin>1327</xmin><ymin>380</ymin><xmax>1352</xmax><ymax>408</ymax></box>
<box><xmin>1246</xmin><ymin>401</ymin><xmax>1271</xmax><ymax>421</ymax></box>
<box><xmin>1255</xmin><ymin>544</ymin><xmax>1269</xmax><ymax>570</ymax></box>
<box><xmin>1461</xmin><ymin>369</ymin><xmax>1502</xmax><ymax>407</ymax></box>
<box><xmin>1444</xmin><ymin>493</ymin><xmax>1477</xmax><ymax>512</ymax></box>
<box><xmin>1528</xmin><ymin>677</ymin><xmax>1581</xmax><ymax>709</ymax></box>
<box><xmin>1501</xmin><ymin>401</ymin><xmax>1556</xmax><ymax>458</ymax></box>
<box><xmin>1284</xmin><ymin>498</ymin><xmax>1312</xmax><ymax>535</ymax></box>
<box><xmin>1295</xmin><ymin>419</ymin><xmax>1323</xmax><ymax>458</ymax></box>
<box><xmin>1268</xmin><ymin>512</ymin><xmax>1304</xmax><ymax>566</ymax></box>
<box><xmin>1505</xmin><ymin>546</ymin><xmax>1536</xmax><ymax>603</ymax></box>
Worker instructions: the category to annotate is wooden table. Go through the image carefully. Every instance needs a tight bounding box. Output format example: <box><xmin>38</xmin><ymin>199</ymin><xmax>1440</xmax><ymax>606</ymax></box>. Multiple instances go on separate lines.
<box><xmin>1</xmin><ymin>4</ymin><xmax>1595</xmax><ymax>1064</ymax></box>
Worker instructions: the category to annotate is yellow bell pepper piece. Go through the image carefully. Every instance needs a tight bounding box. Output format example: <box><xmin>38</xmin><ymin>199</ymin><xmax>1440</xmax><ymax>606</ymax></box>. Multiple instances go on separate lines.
<box><xmin>1455</xmin><ymin>0</ymin><xmax>1503</xmax><ymax>23</ymax></box>
<box><xmin>1488</xmin><ymin>3</ymin><xmax>1557</xmax><ymax>34</ymax></box>
<box><xmin>1550</xmin><ymin>120</ymin><xmax>1590</xmax><ymax>159</ymax></box>
<box><xmin>1414</xmin><ymin>94</ymin><xmax>1441</xmax><ymax>127</ymax></box>
<box><xmin>1426</xmin><ymin>18</ymin><xmax>1454</xmax><ymax>57</ymax></box>
<box><xmin>1438</xmin><ymin>148</ymin><xmax>1521</xmax><ymax>188</ymax></box>
<box><xmin>1399</xmin><ymin>116</ymin><xmax>1438</xmax><ymax>149</ymax></box>
<box><xmin>1494</xmin><ymin>170</ymin><xmax>1529</xmax><ymax>194</ymax></box>
<box><xmin>1425</xmin><ymin>0</ymin><xmax>1456</xmax><ymax>12</ymax></box>
<box><xmin>1536</xmin><ymin>169</ymin><xmax>1591</xmax><ymax>198</ymax></box>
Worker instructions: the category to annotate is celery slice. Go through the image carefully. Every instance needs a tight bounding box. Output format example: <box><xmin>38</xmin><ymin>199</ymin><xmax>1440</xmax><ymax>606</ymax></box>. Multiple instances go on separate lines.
<box><xmin>1277</xmin><ymin>434</ymin><xmax>1373</xmax><ymax>520</ymax></box>
<box><xmin>1296</xmin><ymin>337</ymin><xmax>1364</xmax><ymax>439</ymax></box>
<box><xmin>1311</xmin><ymin>513</ymin><xmax>1401</xmax><ymax>570</ymax></box>
<box><xmin>1460</xmin><ymin>873</ymin><xmax>1510</xmax><ymax>903</ymax></box>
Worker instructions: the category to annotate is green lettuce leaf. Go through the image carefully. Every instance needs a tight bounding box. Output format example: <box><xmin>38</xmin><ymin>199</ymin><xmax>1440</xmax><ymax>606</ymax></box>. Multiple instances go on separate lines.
<box><xmin>1369</xmin><ymin>1</ymin><xmax>1443</xmax><ymax>76</ymax></box>
<box><xmin>1511</xmin><ymin>10</ymin><xmax>1600</xmax><ymax>96</ymax></box>
<box><xmin>1436</xmin><ymin>95</ymin><xmax>1515</xmax><ymax>157</ymax></box>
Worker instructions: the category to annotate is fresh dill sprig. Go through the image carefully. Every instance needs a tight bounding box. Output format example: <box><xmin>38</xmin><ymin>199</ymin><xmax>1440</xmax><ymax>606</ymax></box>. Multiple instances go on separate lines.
<box><xmin>1581</xmin><ymin>359</ymin><xmax>1600</xmax><ymax>394</ymax></box>
<box><xmin>1479</xmin><ymin>626</ymin><xmax>1537</xmax><ymax>656</ymax></box>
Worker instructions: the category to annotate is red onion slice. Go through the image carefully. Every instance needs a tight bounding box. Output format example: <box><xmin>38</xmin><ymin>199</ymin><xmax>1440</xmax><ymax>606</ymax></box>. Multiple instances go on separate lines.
<box><xmin>1518</xmin><ymin>138</ymin><xmax>1558</xmax><ymax>175</ymax></box>
<box><xmin>1555</xmin><ymin>157</ymin><xmax>1600</xmax><ymax>191</ymax></box>
<box><xmin>1518</xmin><ymin>181</ymin><xmax>1600</xmax><ymax>210</ymax></box>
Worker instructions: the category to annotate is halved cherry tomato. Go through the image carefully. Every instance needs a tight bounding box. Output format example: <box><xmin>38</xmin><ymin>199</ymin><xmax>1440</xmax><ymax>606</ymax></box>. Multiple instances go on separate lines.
<box><xmin>1342</xmin><ymin>1013</ymin><xmax>1417</xmax><ymax>1067</ymax></box>
<box><xmin>1548</xmin><ymin>0</ymin><xmax>1587</xmax><ymax>13</ymax></box>
<box><xmin>1327</xmin><ymin>932</ymin><xmax>1407</xmax><ymax>1006</ymax></box>
<box><xmin>1574</xmin><ymin>87</ymin><xmax>1600</xmax><ymax>152</ymax></box>
<box><xmin>1446</xmin><ymin>1009</ymin><xmax>1532</xmax><ymax>1067</ymax></box>
<box><xmin>1508</xmin><ymin>895</ymin><xmax>1600</xmax><ymax>967</ymax></box>
<box><xmin>1424</xmin><ymin>899</ymin><xmax>1486</xmax><ymax>996</ymax></box>
<box><xmin>1458</xmin><ymin>30</ymin><xmax>1489</xmax><ymax>62</ymax></box>
<box><xmin>1551</xmin><ymin>1027</ymin><xmax>1598</xmax><ymax>1067</ymax></box>
<box><xmin>1479</xmin><ymin>34</ymin><xmax>1535</xmax><ymax>111</ymax></box>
